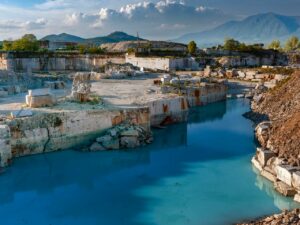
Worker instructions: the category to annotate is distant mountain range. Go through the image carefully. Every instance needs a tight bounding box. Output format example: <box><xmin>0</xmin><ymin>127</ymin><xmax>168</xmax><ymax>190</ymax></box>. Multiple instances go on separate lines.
<box><xmin>41</xmin><ymin>31</ymin><xmax>144</xmax><ymax>45</ymax></box>
<box><xmin>174</xmin><ymin>13</ymin><xmax>300</xmax><ymax>46</ymax></box>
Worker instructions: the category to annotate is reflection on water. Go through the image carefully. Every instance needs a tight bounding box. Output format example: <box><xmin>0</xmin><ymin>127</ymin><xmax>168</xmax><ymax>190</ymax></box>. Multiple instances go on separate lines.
<box><xmin>253</xmin><ymin>167</ymin><xmax>299</xmax><ymax>211</ymax></box>
<box><xmin>0</xmin><ymin>99</ymin><xmax>298</xmax><ymax>225</ymax></box>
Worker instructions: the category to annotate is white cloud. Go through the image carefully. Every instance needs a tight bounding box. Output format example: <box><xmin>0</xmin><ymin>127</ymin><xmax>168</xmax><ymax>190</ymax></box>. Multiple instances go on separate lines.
<box><xmin>64</xmin><ymin>0</ymin><xmax>233</xmax><ymax>39</ymax></box>
<box><xmin>0</xmin><ymin>0</ymin><xmax>234</xmax><ymax>40</ymax></box>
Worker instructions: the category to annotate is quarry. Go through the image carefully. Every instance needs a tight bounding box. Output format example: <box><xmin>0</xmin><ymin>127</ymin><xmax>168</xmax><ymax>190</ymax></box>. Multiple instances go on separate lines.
<box><xmin>0</xmin><ymin>47</ymin><xmax>297</xmax><ymax>169</ymax></box>
<box><xmin>0</xmin><ymin>42</ymin><xmax>299</xmax><ymax>225</ymax></box>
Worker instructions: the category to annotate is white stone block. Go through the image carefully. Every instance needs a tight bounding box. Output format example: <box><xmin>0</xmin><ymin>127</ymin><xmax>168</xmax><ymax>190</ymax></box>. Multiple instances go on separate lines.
<box><xmin>276</xmin><ymin>165</ymin><xmax>298</xmax><ymax>186</ymax></box>
<box><xmin>292</xmin><ymin>171</ymin><xmax>300</xmax><ymax>190</ymax></box>
<box><xmin>257</xmin><ymin>148</ymin><xmax>276</xmax><ymax>166</ymax></box>
<box><xmin>28</xmin><ymin>88</ymin><xmax>51</xmax><ymax>96</ymax></box>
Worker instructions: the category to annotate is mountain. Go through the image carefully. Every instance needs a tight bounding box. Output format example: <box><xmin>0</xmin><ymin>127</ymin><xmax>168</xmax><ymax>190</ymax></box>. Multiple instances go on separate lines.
<box><xmin>41</xmin><ymin>31</ymin><xmax>144</xmax><ymax>45</ymax></box>
<box><xmin>175</xmin><ymin>13</ymin><xmax>300</xmax><ymax>46</ymax></box>
<box><xmin>41</xmin><ymin>33</ymin><xmax>85</xmax><ymax>43</ymax></box>
<box><xmin>85</xmin><ymin>31</ymin><xmax>143</xmax><ymax>45</ymax></box>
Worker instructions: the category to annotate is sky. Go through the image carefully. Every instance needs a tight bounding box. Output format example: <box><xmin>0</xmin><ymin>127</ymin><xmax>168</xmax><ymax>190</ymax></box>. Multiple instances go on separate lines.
<box><xmin>0</xmin><ymin>0</ymin><xmax>299</xmax><ymax>40</ymax></box>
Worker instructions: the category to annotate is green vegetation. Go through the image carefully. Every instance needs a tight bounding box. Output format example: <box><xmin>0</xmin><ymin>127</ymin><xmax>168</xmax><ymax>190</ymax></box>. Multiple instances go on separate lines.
<box><xmin>188</xmin><ymin>41</ymin><xmax>197</xmax><ymax>55</ymax></box>
<box><xmin>268</xmin><ymin>40</ymin><xmax>281</xmax><ymax>51</ymax></box>
<box><xmin>285</xmin><ymin>36</ymin><xmax>300</xmax><ymax>51</ymax></box>
<box><xmin>222</xmin><ymin>38</ymin><xmax>264</xmax><ymax>52</ymax></box>
<box><xmin>3</xmin><ymin>34</ymin><xmax>39</xmax><ymax>51</ymax></box>
<box><xmin>127</xmin><ymin>48</ymin><xmax>135</xmax><ymax>54</ymax></box>
<box><xmin>78</xmin><ymin>45</ymin><xmax>104</xmax><ymax>54</ymax></box>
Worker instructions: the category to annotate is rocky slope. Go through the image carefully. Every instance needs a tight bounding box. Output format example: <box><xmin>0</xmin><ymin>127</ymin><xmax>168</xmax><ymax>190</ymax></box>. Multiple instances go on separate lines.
<box><xmin>250</xmin><ymin>71</ymin><xmax>300</xmax><ymax>165</ymax></box>
<box><xmin>238</xmin><ymin>209</ymin><xmax>300</xmax><ymax>225</ymax></box>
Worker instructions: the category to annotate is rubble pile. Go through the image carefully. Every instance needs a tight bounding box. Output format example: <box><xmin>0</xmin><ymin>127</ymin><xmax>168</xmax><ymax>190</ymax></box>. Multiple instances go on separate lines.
<box><xmin>89</xmin><ymin>123</ymin><xmax>153</xmax><ymax>151</ymax></box>
<box><xmin>237</xmin><ymin>209</ymin><xmax>300</xmax><ymax>225</ymax></box>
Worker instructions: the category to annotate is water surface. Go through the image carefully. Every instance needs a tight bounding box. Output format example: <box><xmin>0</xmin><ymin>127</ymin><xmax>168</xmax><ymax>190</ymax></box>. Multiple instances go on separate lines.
<box><xmin>0</xmin><ymin>99</ymin><xmax>298</xmax><ymax>225</ymax></box>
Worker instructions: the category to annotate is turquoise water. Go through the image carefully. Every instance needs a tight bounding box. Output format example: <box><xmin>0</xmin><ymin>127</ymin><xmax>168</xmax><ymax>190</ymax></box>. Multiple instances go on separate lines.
<box><xmin>0</xmin><ymin>99</ymin><xmax>299</xmax><ymax>225</ymax></box>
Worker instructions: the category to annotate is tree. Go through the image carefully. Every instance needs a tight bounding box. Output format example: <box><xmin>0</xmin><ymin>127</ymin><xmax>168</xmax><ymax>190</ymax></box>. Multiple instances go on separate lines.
<box><xmin>22</xmin><ymin>34</ymin><xmax>37</xmax><ymax>42</ymax></box>
<box><xmin>223</xmin><ymin>38</ymin><xmax>240</xmax><ymax>51</ymax></box>
<box><xmin>285</xmin><ymin>36</ymin><xmax>300</xmax><ymax>51</ymax></box>
<box><xmin>268</xmin><ymin>40</ymin><xmax>281</xmax><ymax>50</ymax></box>
<box><xmin>2</xmin><ymin>40</ymin><xmax>13</xmax><ymax>51</ymax></box>
<box><xmin>3</xmin><ymin>34</ymin><xmax>39</xmax><ymax>52</ymax></box>
<box><xmin>188</xmin><ymin>41</ymin><xmax>197</xmax><ymax>55</ymax></box>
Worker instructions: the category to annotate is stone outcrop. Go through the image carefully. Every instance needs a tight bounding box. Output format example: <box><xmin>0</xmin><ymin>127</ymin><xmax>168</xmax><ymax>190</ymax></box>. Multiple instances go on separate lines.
<box><xmin>71</xmin><ymin>72</ymin><xmax>91</xmax><ymax>102</ymax></box>
<box><xmin>89</xmin><ymin>123</ymin><xmax>153</xmax><ymax>151</ymax></box>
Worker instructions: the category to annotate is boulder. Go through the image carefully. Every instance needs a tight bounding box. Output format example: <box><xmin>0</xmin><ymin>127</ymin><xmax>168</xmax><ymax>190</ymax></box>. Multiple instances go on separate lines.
<box><xmin>102</xmin><ymin>138</ymin><xmax>120</xmax><ymax>150</ymax></box>
<box><xmin>96</xmin><ymin>135</ymin><xmax>112</xmax><ymax>143</ymax></box>
<box><xmin>237</xmin><ymin>71</ymin><xmax>246</xmax><ymax>78</ymax></box>
<box><xmin>90</xmin><ymin>142</ymin><xmax>106</xmax><ymax>152</ymax></box>
<box><xmin>121</xmin><ymin>136</ymin><xmax>139</xmax><ymax>148</ymax></box>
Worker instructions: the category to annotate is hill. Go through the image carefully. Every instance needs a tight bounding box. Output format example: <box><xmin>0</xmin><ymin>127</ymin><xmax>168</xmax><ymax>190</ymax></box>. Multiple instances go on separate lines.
<box><xmin>175</xmin><ymin>13</ymin><xmax>300</xmax><ymax>46</ymax></box>
<box><xmin>41</xmin><ymin>33</ymin><xmax>85</xmax><ymax>43</ymax></box>
<box><xmin>41</xmin><ymin>31</ymin><xmax>144</xmax><ymax>46</ymax></box>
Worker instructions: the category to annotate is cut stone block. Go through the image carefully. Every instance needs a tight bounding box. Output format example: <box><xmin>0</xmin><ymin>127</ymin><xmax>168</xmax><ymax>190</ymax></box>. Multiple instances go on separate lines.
<box><xmin>294</xmin><ymin>193</ymin><xmax>300</xmax><ymax>203</ymax></box>
<box><xmin>276</xmin><ymin>165</ymin><xmax>298</xmax><ymax>186</ymax></box>
<box><xmin>257</xmin><ymin>148</ymin><xmax>276</xmax><ymax>167</ymax></box>
<box><xmin>292</xmin><ymin>171</ymin><xmax>300</xmax><ymax>190</ymax></box>
<box><xmin>261</xmin><ymin>169</ymin><xmax>277</xmax><ymax>183</ymax></box>
<box><xmin>27</xmin><ymin>95</ymin><xmax>56</xmax><ymax>108</ymax></box>
<box><xmin>274</xmin><ymin>181</ymin><xmax>297</xmax><ymax>197</ymax></box>
<box><xmin>252</xmin><ymin>156</ymin><xmax>263</xmax><ymax>172</ymax></box>
<box><xmin>28</xmin><ymin>88</ymin><xmax>51</xmax><ymax>96</ymax></box>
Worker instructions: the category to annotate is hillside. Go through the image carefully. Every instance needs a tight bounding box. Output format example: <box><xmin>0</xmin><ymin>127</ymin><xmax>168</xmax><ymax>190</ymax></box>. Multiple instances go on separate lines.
<box><xmin>251</xmin><ymin>71</ymin><xmax>300</xmax><ymax>165</ymax></box>
<box><xmin>175</xmin><ymin>13</ymin><xmax>300</xmax><ymax>46</ymax></box>
<box><xmin>41</xmin><ymin>33</ymin><xmax>85</xmax><ymax>43</ymax></box>
<box><xmin>41</xmin><ymin>31</ymin><xmax>144</xmax><ymax>45</ymax></box>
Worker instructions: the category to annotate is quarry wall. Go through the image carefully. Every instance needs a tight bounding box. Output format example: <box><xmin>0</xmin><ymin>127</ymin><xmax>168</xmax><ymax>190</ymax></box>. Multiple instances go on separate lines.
<box><xmin>0</xmin><ymin>52</ymin><xmax>125</xmax><ymax>72</ymax></box>
<box><xmin>0</xmin><ymin>107</ymin><xmax>150</xmax><ymax>166</ymax></box>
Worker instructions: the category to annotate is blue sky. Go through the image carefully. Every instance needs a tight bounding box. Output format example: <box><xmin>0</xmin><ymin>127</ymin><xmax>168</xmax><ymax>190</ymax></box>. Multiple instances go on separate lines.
<box><xmin>0</xmin><ymin>0</ymin><xmax>299</xmax><ymax>40</ymax></box>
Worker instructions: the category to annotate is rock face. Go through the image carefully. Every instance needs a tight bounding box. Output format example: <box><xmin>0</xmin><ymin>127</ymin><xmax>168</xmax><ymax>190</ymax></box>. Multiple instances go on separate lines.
<box><xmin>246</xmin><ymin>71</ymin><xmax>300</xmax><ymax>222</ymax></box>
<box><xmin>89</xmin><ymin>123</ymin><xmax>153</xmax><ymax>151</ymax></box>
<box><xmin>237</xmin><ymin>209</ymin><xmax>300</xmax><ymax>225</ymax></box>
<box><xmin>250</xmin><ymin>72</ymin><xmax>300</xmax><ymax>165</ymax></box>
<box><xmin>71</xmin><ymin>72</ymin><xmax>91</xmax><ymax>102</ymax></box>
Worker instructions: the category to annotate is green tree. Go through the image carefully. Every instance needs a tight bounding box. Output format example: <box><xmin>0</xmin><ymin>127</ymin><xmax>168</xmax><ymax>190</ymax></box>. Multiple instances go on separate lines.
<box><xmin>3</xmin><ymin>34</ymin><xmax>39</xmax><ymax>52</ymax></box>
<box><xmin>268</xmin><ymin>40</ymin><xmax>281</xmax><ymax>50</ymax></box>
<box><xmin>223</xmin><ymin>38</ymin><xmax>240</xmax><ymax>51</ymax></box>
<box><xmin>285</xmin><ymin>36</ymin><xmax>300</xmax><ymax>51</ymax></box>
<box><xmin>188</xmin><ymin>41</ymin><xmax>197</xmax><ymax>54</ymax></box>
<box><xmin>2</xmin><ymin>40</ymin><xmax>13</xmax><ymax>51</ymax></box>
